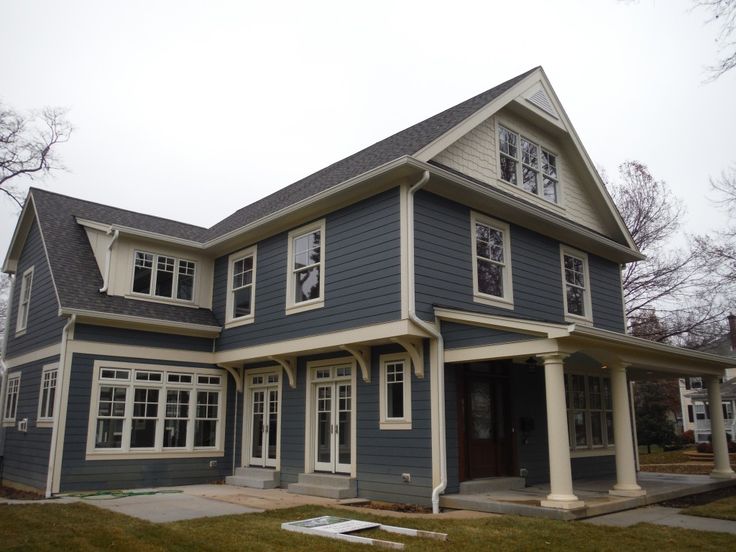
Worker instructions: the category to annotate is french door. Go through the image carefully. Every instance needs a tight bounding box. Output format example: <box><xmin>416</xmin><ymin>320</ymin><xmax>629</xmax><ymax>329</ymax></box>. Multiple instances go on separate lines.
<box><xmin>248</xmin><ymin>372</ymin><xmax>279</xmax><ymax>468</ymax></box>
<box><xmin>313</xmin><ymin>366</ymin><xmax>353</xmax><ymax>474</ymax></box>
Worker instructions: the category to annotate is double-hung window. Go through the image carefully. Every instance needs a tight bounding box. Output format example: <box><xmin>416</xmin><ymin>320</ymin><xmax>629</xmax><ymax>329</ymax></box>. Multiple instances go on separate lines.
<box><xmin>565</xmin><ymin>373</ymin><xmax>614</xmax><ymax>452</ymax></box>
<box><xmin>37</xmin><ymin>364</ymin><xmax>58</xmax><ymax>426</ymax></box>
<box><xmin>132</xmin><ymin>251</ymin><xmax>196</xmax><ymax>302</ymax></box>
<box><xmin>88</xmin><ymin>363</ymin><xmax>225</xmax><ymax>458</ymax></box>
<box><xmin>225</xmin><ymin>245</ymin><xmax>256</xmax><ymax>326</ymax></box>
<box><xmin>498</xmin><ymin>124</ymin><xmax>559</xmax><ymax>204</ymax></box>
<box><xmin>379</xmin><ymin>354</ymin><xmax>412</xmax><ymax>430</ymax></box>
<box><xmin>3</xmin><ymin>374</ymin><xmax>21</xmax><ymax>425</ymax></box>
<box><xmin>560</xmin><ymin>245</ymin><xmax>592</xmax><ymax>322</ymax></box>
<box><xmin>286</xmin><ymin>220</ymin><xmax>325</xmax><ymax>314</ymax></box>
<box><xmin>16</xmin><ymin>266</ymin><xmax>34</xmax><ymax>335</ymax></box>
<box><xmin>471</xmin><ymin>212</ymin><xmax>513</xmax><ymax>308</ymax></box>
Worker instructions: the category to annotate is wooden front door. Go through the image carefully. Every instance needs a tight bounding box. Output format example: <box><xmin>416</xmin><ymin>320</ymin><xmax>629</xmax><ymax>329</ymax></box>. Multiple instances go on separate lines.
<box><xmin>460</xmin><ymin>365</ymin><xmax>514</xmax><ymax>480</ymax></box>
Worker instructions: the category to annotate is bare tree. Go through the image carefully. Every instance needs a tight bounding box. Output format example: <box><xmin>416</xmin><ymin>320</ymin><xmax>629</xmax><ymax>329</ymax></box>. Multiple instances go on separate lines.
<box><xmin>0</xmin><ymin>273</ymin><xmax>10</xmax><ymax>356</ymax></box>
<box><xmin>608</xmin><ymin>161</ymin><xmax>728</xmax><ymax>344</ymax></box>
<box><xmin>694</xmin><ymin>0</ymin><xmax>736</xmax><ymax>79</ymax></box>
<box><xmin>0</xmin><ymin>102</ymin><xmax>72</xmax><ymax>208</ymax></box>
<box><xmin>697</xmin><ymin>165</ymin><xmax>736</xmax><ymax>292</ymax></box>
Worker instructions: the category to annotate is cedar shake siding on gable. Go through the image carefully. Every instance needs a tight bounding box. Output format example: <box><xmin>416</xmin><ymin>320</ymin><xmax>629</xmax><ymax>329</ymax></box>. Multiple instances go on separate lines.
<box><xmin>6</xmin><ymin>219</ymin><xmax>65</xmax><ymax>358</ymax></box>
<box><xmin>213</xmin><ymin>188</ymin><xmax>402</xmax><ymax>350</ymax></box>
<box><xmin>59</xmin><ymin>353</ymin><xmax>241</xmax><ymax>492</ymax></box>
<box><xmin>414</xmin><ymin>190</ymin><xmax>625</xmax><ymax>332</ymax></box>
<box><xmin>2</xmin><ymin>356</ymin><xmax>59</xmax><ymax>491</ymax></box>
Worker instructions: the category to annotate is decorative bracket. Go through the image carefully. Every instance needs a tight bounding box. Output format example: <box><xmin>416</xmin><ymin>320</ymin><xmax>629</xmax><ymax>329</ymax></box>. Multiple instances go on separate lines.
<box><xmin>340</xmin><ymin>345</ymin><xmax>371</xmax><ymax>383</ymax></box>
<box><xmin>218</xmin><ymin>364</ymin><xmax>243</xmax><ymax>392</ymax></box>
<box><xmin>269</xmin><ymin>356</ymin><xmax>297</xmax><ymax>389</ymax></box>
<box><xmin>391</xmin><ymin>337</ymin><xmax>424</xmax><ymax>379</ymax></box>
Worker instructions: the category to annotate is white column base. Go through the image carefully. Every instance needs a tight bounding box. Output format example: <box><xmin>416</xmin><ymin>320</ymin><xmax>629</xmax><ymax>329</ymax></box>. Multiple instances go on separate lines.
<box><xmin>541</xmin><ymin>496</ymin><xmax>586</xmax><ymax>510</ymax></box>
<box><xmin>609</xmin><ymin>486</ymin><xmax>646</xmax><ymax>498</ymax></box>
<box><xmin>710</xmin><ymin>469</ymin><xmax>736</xmax><ymax>479</ymax></box>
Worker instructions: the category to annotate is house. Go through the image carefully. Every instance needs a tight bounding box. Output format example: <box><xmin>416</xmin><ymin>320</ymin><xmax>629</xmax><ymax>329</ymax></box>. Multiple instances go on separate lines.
<box><xmin>1</xmin><ymin>67</ymin><xmax>735</xmax><ymax>514</ymax></box>
<box><xmin>688</xmin><ymin>378</ymin><xmax>736</xmax><ymax>443</ymax></box>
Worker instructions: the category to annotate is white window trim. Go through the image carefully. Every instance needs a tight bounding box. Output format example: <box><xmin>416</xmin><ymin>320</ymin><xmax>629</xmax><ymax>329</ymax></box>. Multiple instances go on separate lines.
<box><xmin>470</xmin><ymin>211</ymin><xmax>514</xmax><ymax>309</ymax></box>
<box><xmin>242</xmin><ymin>365</ymin><xmax>283</xmax><ymax>470</ymax></box>
<box><xmin>3</xmin><ymin>373</ymin><xmax>21</xmax><ymax>427</ymax></box>
<box><xmin>495</xmin><ymin>120</ymin><xmax>564</xmax><ymax>208</ymax></box>
<box><xmin>565</xmin><ymin>370</ymin><xmax>614</xmax><ymax>456</ymax></box>
<box><xmin>85</xmin><ymin>361</ymin><xmax>227</xmax><ymax>460</ymax></box>
<box><xmin>225</xmin><ymin>245</ymin><xmax>257</xmax><ymax>328</ymax></box>
<box><xmin>560</xmin><ymin>245</ymin><xmax>593</xmax><ymax>324</ymax></box>
<box><xmin>15</xmin><ymin>266</ymin><xmax>34</xmax><ymax>336</ymax></box>
<box><xmin>379</xmin><ymin>353</ymin><xmax>412</xmax><ymax>430</ymax></box>
<box><xmin>36</xmin><ymin>363</ymin><xmax>59</xmax><ymax>428</ymax></box>
<box><xmin>129</xmin><ymin>250</ymin><xmax>198</xmax><ymax>306</ymax></box>
<box><xmin>285</xmin><ymin>219</ymin><xmax>326</xmax><ymax>315</ymax></box>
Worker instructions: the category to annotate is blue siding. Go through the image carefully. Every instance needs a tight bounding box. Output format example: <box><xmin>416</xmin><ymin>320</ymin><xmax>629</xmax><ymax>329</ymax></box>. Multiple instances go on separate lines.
<box><xmin>5</xmin><ymin>220</ymin><xmax>65</xmax><ymax>358</ymax></box>
<box><xmin>59</xmin><ymin>353</ymin><xmax>238</xmax><ymax>492</ymax></box>
<box><xmin>357</xmin><ymin>343</ymin><xmax>432</xmax><ymax>505</ymax></box>
<box><xmin>1</xmin><ymin>355</ymin><xmax>59</xmax><ymax>491</ymax></box>
<box><xmin>74</xmin><ymin>324</ymin><xmax>214</xmax><ymax>352</ymax></box>
<box><xmin>444</xmin><ymin>364</ymin><xmax>460</xmax><ymax>494</ymax></box>
<box><xmin>415</xmin><ymin>191</ymin><xmax>625</xmax><ymax>333</ymax></box>
<box><xmin>278</xmin><ymin>358</ymin><xmax>308</xmax><ymax>486</ymax></box>
<box><xmin>214</xmin><ymin>189</ymin><xmax>401</xmax><ymax>351</ymax></box>
<box><xmin>441</xmin><ymin>321</ymin><xmax>536</xmax><ymax>349</ymax></box>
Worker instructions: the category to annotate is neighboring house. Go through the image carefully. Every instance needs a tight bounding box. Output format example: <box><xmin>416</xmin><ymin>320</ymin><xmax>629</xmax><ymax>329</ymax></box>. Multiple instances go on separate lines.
<box><xmin>683</xmin><ymin>316</ymin><xmax>736</xmax><ymax>442</ymax></box>
<box><xmin>1</xmin><ymin>67</ymin><xmax>735</xmax><ymax>512</ymax></box>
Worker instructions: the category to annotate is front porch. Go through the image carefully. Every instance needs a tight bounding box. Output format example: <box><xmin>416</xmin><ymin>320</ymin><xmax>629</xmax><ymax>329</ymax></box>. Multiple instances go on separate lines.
<box><xmin>439</xmin><ymin>472</ymin><xmax>736</xmax><ymax>520</ymax></box>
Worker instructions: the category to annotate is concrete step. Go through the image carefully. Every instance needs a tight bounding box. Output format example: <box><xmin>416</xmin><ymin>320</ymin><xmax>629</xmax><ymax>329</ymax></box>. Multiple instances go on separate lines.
<box><xmin>287</xmin><ymin>473</ymin><xmax>357</xmax><ymax>499</ymax></box>
<box><xmin>460</xmin><ymin>477</ymin><xmax>526</xmax><ymax>494</ymax></box>
<box><xmin>226</xmin><ymin>467</ymin><xmax>280</xmax><ymax>489</ymax></box>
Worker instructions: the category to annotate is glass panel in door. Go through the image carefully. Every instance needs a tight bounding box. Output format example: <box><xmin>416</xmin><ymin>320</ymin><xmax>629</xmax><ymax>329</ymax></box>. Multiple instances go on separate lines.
<box><xmin>336</xmin><ymin>383</ymin><xmax>352</xmax><ymax>473</ymax></box>
<box><xmin>315</xmin><ymin>384</ymin><xmax>333</xmax><ymax>471</ymax></box>
<box><xmin>250</xmin><ymin>389</ymin><xmax>265</xmax><ymax>464</ymax></box>
<box><xmin>267</xmin><ymin>389</ymin><xmax>278</xmax><ymax>464</ymax></box>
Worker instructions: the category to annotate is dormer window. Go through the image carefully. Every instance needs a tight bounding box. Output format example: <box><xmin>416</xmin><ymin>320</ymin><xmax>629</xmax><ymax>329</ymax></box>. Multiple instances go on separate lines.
<box><xmin>498</xmin><ymin>125</ymin><xmax>559</xmax><ymax>204</ymax></box>
<box><xmin>132</xmin><ymin>251</ymin><xmax>196</xmax><ymax>302</ymax></box>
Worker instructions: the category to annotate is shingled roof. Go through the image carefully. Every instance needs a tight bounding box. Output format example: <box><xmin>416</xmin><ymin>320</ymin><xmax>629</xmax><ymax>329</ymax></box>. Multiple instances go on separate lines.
<box><xmin>19</xmin><ymin>67</ymin><xmax>539</xmax><ymax>328</ymax></box>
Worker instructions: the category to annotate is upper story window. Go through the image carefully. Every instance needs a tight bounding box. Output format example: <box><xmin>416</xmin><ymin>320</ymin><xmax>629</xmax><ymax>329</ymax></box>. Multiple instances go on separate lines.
<box><xmin>15</xmin><ymin>266</ymin><xmax>34</xmax><ymax>335</ymax></box>
<box><xmin>132</xmin><ymin>251</ymin><xmax>196</xmax><ymax>302</ymax></box>
<box><xmin>470</xmin><ymin>212</ymin><xmax>513</xmax><ymax>309</ymax></box>
<box><xmin>225</xmin><ymin>246</ymin><xmax>257</xmax><ymax>327</ymax></box>
<box><xmin>3</xmin><ymin>373</ymin><xmax>21</xmax><ymax>425</ymax></box>
<box><xmin>286</xmin><ymin>219</ymin><xmax>325</xmax><ymax>315</ymax></box>
<box><xmin>560</xmin><ymin>245</ymin><xmax>592</xmax><ymax>322</ymax></box>
<box><xmin>498</xmin><ymin>125</ymin><xmax>559</xmax><ymax>204</ymax></box>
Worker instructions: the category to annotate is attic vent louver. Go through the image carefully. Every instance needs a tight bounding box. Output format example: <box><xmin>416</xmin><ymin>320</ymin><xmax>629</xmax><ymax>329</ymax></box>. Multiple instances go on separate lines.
<box><xmin>527</xmin><ymin>89</ymin><xmax>558</xmax><ymax>119</ymax></box>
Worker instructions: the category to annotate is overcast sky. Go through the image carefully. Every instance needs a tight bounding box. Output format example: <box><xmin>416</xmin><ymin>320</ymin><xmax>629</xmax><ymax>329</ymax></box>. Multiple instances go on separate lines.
<box><xmin>2</xmin><ymin>0</ymin><xmax>735</xmax><ymax>258</ymax></box>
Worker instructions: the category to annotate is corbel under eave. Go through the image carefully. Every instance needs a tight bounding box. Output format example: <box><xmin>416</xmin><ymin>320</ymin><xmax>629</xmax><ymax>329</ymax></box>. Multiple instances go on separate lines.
<box><xmin>340</xmin><ymin>345</ymin><xmax>371</xmax><ymax>383</ymax></box>
<box><xmin>391</xmin><ymin>336</ymin><xmax>425</xmax><ymax>379</ymax></box>
<box><xmin>218</xmin><ymin>364</ymin><xmax>243</xmax><ymax>392</ymax></box>
<box><xmin>269</xmin><ymin>356</ymin><xmax>297</xmax><ymax>388</ymax></box>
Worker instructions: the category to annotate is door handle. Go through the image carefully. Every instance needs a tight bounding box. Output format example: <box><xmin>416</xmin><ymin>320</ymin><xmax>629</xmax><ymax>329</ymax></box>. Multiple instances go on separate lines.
<box><xmin>330</xmin><ymin>424</ymin><xmax>334</xmax><ymax>434</ymax></box>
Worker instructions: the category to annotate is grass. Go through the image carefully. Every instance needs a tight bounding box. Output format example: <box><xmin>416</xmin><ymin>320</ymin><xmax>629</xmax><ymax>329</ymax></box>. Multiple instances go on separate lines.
<box><xmin>685</xmin><ymin>496</ymin><xmax>736</xmax><ymax>522</ymax></box>
<box><xmin>639</xmin><ymin>449</ymin><xmax>692</xmax><ymax>465</ymax></box>
<box><xmin>2</xmin><ymin>502</ymin><xmax>736</xmax><ymax>551</ymax></box>
<box><xmin>638</xmin><ymin>447</ymin><xmax>736</xmax><ymax>475</ymax></box>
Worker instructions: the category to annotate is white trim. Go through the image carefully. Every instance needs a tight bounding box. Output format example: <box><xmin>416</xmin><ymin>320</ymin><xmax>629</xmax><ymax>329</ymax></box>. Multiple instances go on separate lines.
<box><xmin>225</xmin><ymin>245</ymin><xmax>257</xmax><ymax>327</ymax></box>
<box><xmin>243</xmin><ymin>366</ymin><xmax>282</xmax><ymax>469</ymax></box>
<box><xmin>285</xmin><ymin>219</ymin><xmax>326</xmax><ymax>315</ymax></box>
<box><xmin>49</xmin><ymin>315</ymin><xmax>75</xmax><ymax>495</ymax></box>
<box><xmin>560</xmin><ymin>245</ymin><xmax>593</xmax><ymax>324</ymax></box>
<box><xmin>36</xmin><ymin>362</ymin><xmax>59</xmax><ymax>427</ymax></box>
<box><xmin>84</xmin><ymin>361</ymin><xmax>227</xmax><ymax>460</ymax></box>
<box><xmin>4</xmin><ymin>343</ymin><xmax>62</xmax><ymax>368</ymax></box>
<box><xmin>59</xmin><ymin>308</ymin><xmax>220</xmax><ymax>336</ymax></box>
<box><xmin>2</xmin><ymin>372</ymin><xmax>21</xmax><ymax>426</ymax></box>
<box><xmin>470</xmin><ymin>212</ymin><xmax>514</xmax><ymax>309</ymax></box>
<box><xmin>304</xmin><ymin>357</ymin><xmax>357</xmax><ymax>477</ymax></box>
<box><xmin>379</xmin><ymin>353</ymin><xmax>412</xmax><ymax>430</ymax></box>
<box><xmin>399</xmin><ymin>183</ymin><xmax>410</xmax><ymax>319</ymax></box>
<box><xmin>15</xmin><ymin>266</ymin><xmax>34</xmax><ymax>335</ymax></box>
<box><xmin>444</xmin><ymin>339</ymin><xmax>562</xmax><ymax>363</ymax></box>
<box><xmin>435</xmin><ymin>307</ymin><xmax>573</xmax><ymax>338</ymax></box>
<box><xmin>129</xmin><ymin>249</ymin><xmax>198</xmax><ymax>305</ymax></box>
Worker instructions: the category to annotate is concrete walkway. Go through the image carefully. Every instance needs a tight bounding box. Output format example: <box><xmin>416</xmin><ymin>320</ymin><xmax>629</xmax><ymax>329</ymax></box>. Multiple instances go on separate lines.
<box><xmin>584</xmin><ymin>505</ymin><xmax>736</xmax><ymax>535</ymax></box>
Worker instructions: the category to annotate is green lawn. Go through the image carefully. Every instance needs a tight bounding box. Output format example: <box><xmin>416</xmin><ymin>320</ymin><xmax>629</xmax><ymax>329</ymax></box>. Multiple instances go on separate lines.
<box><xmin>1</xmin><ymin>502</ymin><xmax>736</xmax><ymax>551</ymax></box>
<box><xmin>686</xmin><ymin>497</ymin><xmax>736</xmax><ymax>522</ymax></box>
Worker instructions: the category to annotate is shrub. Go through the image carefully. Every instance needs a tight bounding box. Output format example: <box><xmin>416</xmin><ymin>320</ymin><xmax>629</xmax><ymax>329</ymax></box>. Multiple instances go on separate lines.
<box><xmin>681</xmin><ymin>430</ymin><xmax>695</xmax><ymax>444</ymax></box>
<box><xmin>697</xmin><ymin>442</ymin><xmax>712</xmax><ymax>453</ymax></box>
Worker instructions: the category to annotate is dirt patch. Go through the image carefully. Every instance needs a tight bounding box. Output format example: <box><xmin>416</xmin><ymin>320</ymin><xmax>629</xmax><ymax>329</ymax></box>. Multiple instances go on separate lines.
<box><xmin>658</xmin><ymin>485</ymin><xmax>736</xmax><ymax>508</ymax></box>
<box><xmin>352</xmin><ymin>500</ymin><xmax>433</xmax><ymax>514</ymax></box>
<box><xmin>0</xmin><ymin>485</ymin><xmax>44</xmax><ymax>500</ymax></box>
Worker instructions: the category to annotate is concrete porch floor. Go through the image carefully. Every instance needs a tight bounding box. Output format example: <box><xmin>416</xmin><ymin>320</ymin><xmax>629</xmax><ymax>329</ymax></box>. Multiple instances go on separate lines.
<box><xmin>439</xmin><ymin>472</ymin><xmax>736</xmax><ymax>520</ymax></box>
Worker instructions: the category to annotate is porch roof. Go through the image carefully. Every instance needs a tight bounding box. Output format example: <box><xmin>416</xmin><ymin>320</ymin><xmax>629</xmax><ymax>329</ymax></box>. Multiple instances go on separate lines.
<box><xmin>436</xmin><ymin>308</ymin><xmax>736</xmax><ymax>378</ymax></box>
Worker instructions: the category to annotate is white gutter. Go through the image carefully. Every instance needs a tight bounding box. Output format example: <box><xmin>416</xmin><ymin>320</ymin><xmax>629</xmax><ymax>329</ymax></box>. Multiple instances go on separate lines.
<box><xmin>46</xmin><ymin>314</ymin><xmax>75</xmax><ymax>498</ymax></box>
<box><xmin>406</xmin><ymin>170</ymin><xmax>447</xmax><ymax>513</ymax></box>
<box><xmin>99</xmin><ymin>229</ymin><xmax>120</xmax><ymax>293</ymax></box>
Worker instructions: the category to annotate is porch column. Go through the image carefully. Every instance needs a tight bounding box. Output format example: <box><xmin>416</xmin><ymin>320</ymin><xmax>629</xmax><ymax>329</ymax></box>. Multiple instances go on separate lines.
<box><xmin>539</xmin><ymin>353</ymin><xmax>584</xmax><ymax>509</ymax></box>
<box><xmin>609</xmin><ymin>363</ymin><xmax>645</xmax><ymax>497</ymax></box>
<box><xmin>706</xmin><ymin>376</ymin><xmax>736</xmax><ymax>479</ymax></box>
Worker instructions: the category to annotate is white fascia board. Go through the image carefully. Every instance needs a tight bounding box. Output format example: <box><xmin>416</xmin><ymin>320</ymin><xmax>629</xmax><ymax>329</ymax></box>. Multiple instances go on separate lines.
<box><xmin>75</xmin><ymin>218</ymin><xmax>113</xmax><ymax>233</ymax></box>
<box><xmin>434</xmin><ymin>307</ymin><xmax>573</xmax><ymax>338</ymax></box>
<box><xmin>408</xmin><ymin>159</ymin><xmax>645</xmax><ymax>263</ymax></box>
<box><xmin>59</xmin><ymin>308</ymin><xmax>221</xmax><ymax>337</ymax></box>
<box><xmin>2</xmin><ymin>195</ymin><xmax>37</xmax><ymax>274</ymax></box>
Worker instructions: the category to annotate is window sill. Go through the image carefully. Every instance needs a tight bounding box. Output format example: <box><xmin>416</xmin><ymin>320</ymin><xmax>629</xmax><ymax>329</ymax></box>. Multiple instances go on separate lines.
<box><xmin>85</xmin><ymin>449</ymin><xmax>225</xmax><ymax>461</ymax></box>
<box><xmin>36</xmin><ymin>420</ymin><xmax>54</xmax><ymax>429</ymax></box>
<box><xmin>2</xmin><ymin>421</ymin><xmax>15</xmax><ymax>428</ymax></box>
<box><xmin>125</xmin><ymin>294</ymin><xmax>200</xmax><ymax>309</ymax></box>
<box><xmin>570</xmin><ymin>448</ymin><xmax>615</xmax><ymax>458</ymax></box>
<box><xmin>379</xmin><ymin>421</ymin><xmax>413</xmax><ymax>431</ymax></box>
<box><xmin>473</xmin><ymin>293</ymin><xmax>514</xmax><ymax>310</ymax></box>
<box><xmin>565</xmin><ymin>313</ymin><xmax>593</xmax><ymax>325</ymax></box>
<box><xmin>224</xmin><ymin>316</ymin><xmax>255</xmax><ymax>329</ymax></box>
<box><xmin>14</xmin><ymin>329</ymin><xmax>27</xmax><ymax>338</ymax></box>
<box><xmin>285</xmin><ymin>299</ymin><xmax>325</xmax><ymax>316</ymax></box>
<box><xmin>496</xmin><ymin>177</ymin><xmax>565</xmax><ymax>211</ymax></box>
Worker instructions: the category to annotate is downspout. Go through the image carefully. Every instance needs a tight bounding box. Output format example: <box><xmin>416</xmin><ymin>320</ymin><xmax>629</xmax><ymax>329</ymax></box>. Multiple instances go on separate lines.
<box><xmin>46</xmin><ymin>314</ymin><xmax>75</xmax><ymax>498</ymax></box>
<box><xmin>406</xmin><ymin>170</ymin><xmax>447</xmax><ymax>513</ymax></box>
<box><xmin>99</xmin><ymin>229</ymin><xmax>120</xmax><ymax>293</ymax></box>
